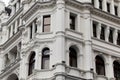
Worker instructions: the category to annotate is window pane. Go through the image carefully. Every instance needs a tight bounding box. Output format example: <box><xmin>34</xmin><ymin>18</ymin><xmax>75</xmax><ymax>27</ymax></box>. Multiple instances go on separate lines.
<box><xmin>44</xmin><ymin>17</ymin><xmax>50</xmax><ymax>25</ymax></box>
<box><xmin>43</xmin><ymin>16</ymin><xmax>51</xmax><ymax>32</ymax></box>
<box><xmin>93</xmin><ymin>22</ymin><xmax>97</xmax><ymax>37</ymax></box>
<box><xmin>44</xmin><ymin>25</ymin><xmax>50</xmax><ymax>32</ymax></box>
<box><xmin>42</xmin><ymin>57</ymin><xmax>49</xmax><ymax>69</ymax></box>
<box><xmin>109</xmin><ymin>29</ymin><xmax>113</xmax><ymax>43</ymax></box>
<box><xmin>100</xmin><ymin>26</ymin><xmax>105</xmax><ymax>40</ymax></box>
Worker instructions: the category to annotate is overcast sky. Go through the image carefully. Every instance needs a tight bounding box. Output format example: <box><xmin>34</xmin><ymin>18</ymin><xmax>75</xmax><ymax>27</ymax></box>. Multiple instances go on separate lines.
<box><xmin>2</xmin><ymin>0</ymin><xmax>9</xmax><ymax>6</ymax></box>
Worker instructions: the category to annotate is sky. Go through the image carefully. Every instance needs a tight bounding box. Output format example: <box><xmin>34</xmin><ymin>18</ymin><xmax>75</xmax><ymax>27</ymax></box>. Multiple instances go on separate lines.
<box><xmin>2</xmin><ymin>0</ymin><xmax>9</xmax><ymax>6</ymax></box>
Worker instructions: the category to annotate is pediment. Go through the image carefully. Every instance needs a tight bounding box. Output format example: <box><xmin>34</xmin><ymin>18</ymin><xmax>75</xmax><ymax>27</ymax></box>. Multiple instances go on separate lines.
<box><xmin>22</xmin><ymin>0</ymin><xmax>56</xmax><ymax>21</ymax></box>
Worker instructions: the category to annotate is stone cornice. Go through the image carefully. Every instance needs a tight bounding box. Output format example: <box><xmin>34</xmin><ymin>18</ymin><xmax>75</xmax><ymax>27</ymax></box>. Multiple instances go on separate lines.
<box><xmin>6</xmin><ymin>7</ymin><xmax>23</xmax><ymax>26</ymax></box>
<box><xmin>0</xmin><ymin>31</ymin><xmax>22</xmax><ymax>50</ymax></box>
<box><xmin>22</xmin><ymin>0</ymin><xmax>56</xmax><ymax>21</ymax></box>
<box><xmin>66</xmin><ymin>0</ymin><xmax>92</xmax><ymax>10</ymax></box>
<box><xmin>22</xmin><ymin>0</ymin><xmax>32</xmax><ymax>5</ymax></box>
<box><xmin>91</xmin><ymin>8</ymin><xmax>120</xmax><ymax>24</ymax></box>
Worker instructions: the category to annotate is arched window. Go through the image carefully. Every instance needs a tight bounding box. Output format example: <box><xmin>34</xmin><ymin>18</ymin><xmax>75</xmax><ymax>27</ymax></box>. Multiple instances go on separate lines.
<box><xmin>95</xmin><ymin>56</ymin><xmax>105</xmax><ymax>75</ymax></box>
<box><xmin>7</xmin><ymin>74</ymin><xmax>18</xmax><ymax>80</ymax></box>
<box><xmin>28</xmin><ymin>51</ymin><xmax>35</xmax><ymax>75</ymax></box>
<box><xmin>69</xmin><ymin>47</ymin><xmax>77</xmax><ymax>67</ymax></box>
<box><xmin>113</xmin><ymin>61</ymin><xmax>120</xmax><ymax>80</ymax></box>
<box><xmin>41</xmin><ymin>48</ymin><xmax>50</xmax><ymax>69</ymax></box>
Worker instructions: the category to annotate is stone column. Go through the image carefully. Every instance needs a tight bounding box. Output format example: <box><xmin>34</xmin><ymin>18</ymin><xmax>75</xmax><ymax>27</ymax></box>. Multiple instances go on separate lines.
<box><xmin>55</xmin><ymin>0</ymin><xmax>66</xmax><ymax>63</ymax></box>
<box><xmin>113</xmin><ymin>29</ymin><xmax>118</xmax><ymax>45</ymax></box>
<box><xmin>118</xmin><ymin>0</ymin><xmax>120</xmax><ymax>17</ymax></box>
<box><xmin>16</xmin><ymin>2</ymin><xmax>19</xmax><ymax>11</ymax></box>
<box><xmin>0</xmin><ymin>56</ymin><xmax>3</xmax><ymax>74</ymax></box>
<box><xmin>19</xmin><ymin>53</ymin><xmax>28</xmax><ymax>80</ymax></box>
<box><xmin>110</xmin><ymin>0</ymin><xmax>115</xmax><ymax>15</ymax></box>
<box><xmin>97</xmin><ymin>23</ymin><xmax>101</xmax><ymax>39</ymax></box>
<box><xmin>81</xmin><ymin>9</ymin><xmax>93</xmax><ymax>79</ymax></box>
<box><xmin>10</xmin><ymin>25</ymin><xmax>13</xmax><ymax>37</ymax></box>
<box><xmin>34</xmin><ymin>48</ymin><xmax>40</xmax><ymax>70</ymax></box>
<box><xmin>105</xmin><ymin>55</ymin><xmax>114</xmax><ymax>79</ymax></box>
<box><xmin>15</xmin><ymin>20</ymin><xmax>18</xmax><ymax>33</ymax></box>
<box><xmin>19</xmin><ymin>17</ymin><xmax>22</xmax><ymax>26</ymax></box>
<box><xmin>103</xmin><ymin>0</ymin><xmax>107</xmax><ymax>11</ymax></box>
<box><xmin>94</xmin><ymin>0</ymin><xmax>99</xmax><ymax>8</ymax></box>
<box><xmin>32</xmin><ymin>22</ymin><xmax>35</xmax><ymax>38</ymax></box>
<box><xmin>54</xmin><ymin>0</ymin><xmax>66</xmax><ymax>80</ymax></box>
<box><xmin>66</xmin><ymin>50</ymin><xmax>69</xmax><ymax>66</ymax></box>
<box><xmin>36</xmin><ymin>16</ymin><xmax>42</xmax><ymax>33</ymax></box>
<box><xmin>105</xmin><ymin>26</ymin><xmax>110</xmax><ymax>42</ymax></box>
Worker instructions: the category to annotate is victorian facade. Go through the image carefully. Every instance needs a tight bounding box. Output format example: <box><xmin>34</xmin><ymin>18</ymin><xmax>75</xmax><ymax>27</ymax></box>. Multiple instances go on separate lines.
<box><xmin>0</xmin><ymin>0</ymin><xmax>120</xmax><ymax>80</ymax></box>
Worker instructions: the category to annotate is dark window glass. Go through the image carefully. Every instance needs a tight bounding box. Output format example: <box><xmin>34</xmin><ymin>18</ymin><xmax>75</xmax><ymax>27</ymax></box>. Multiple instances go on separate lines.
<box><xmin>93</xmin><ymin>22</ymin><xmax>97</xmax><ymax>37</ymax></box>
<box><xmin>100</xmin><ymin>26</ymin><xmax>105</xmax><ymax>40</ymax></box>
<box><xmin>35</xmin><ymin>20</ymin><xmax>37</xmax><ymax>33</ymax></box>
<box><xmin>43</xmin><ymin>15</ymin><xmax>50</xmax><ymax>32</ymax></box>
<box><xmin>69</xmin><ymin>47</ymin><xmax>77</xmax><ymax>67</ymax></box>
<box><xmin>114</xmin><ymin>6</ymin><xmax>118</xmax><ymax>16</ymax></box>
<box><xmin>99</xmin><ymin>0</ymin><xmax>102</xmax><ymax>9</ymax></box>
<box><xmin>28</xmin><ymin>52</ymin><xmax>35</xmax><ymax>75</ymax></box>
<box><xmin>70</xmin><ymin>15</ymin><xmax>75</xmax><ymax>30</ymax></box>
<box><xmin>95</xmin><ymin>56</ymin><xmax>105</xmax><ymax>75</ymax></box>
<box><xmin>114</xmin><ymin>61</ymin><xmax>120</xmax><ymax>80</ymax></box>
<box><xmin>41</xmin><ymin>48</ymin><xmax>50</xmax><ymax>69</ymax></box>
<box><xmin>117</xmin><ymin>32</ymin><xmax>120</xmax><ymax>45</ymax></box>
<box><xmin>92</xmin><ymin>0</ymin><xmax>94</xmax><ymax>5</ymax></box>
<box><xmin>109</xmin><ymin>29</ymin><xmax>113</xmax><ymax>43</ymax></box>
<box><xmin>30</xmin><ymin>24</ymin><xmax>32</xmax><ymax>39</ymax></box>
<box><xmin>107</xmin><ymin>3</ymin><xmax>110</xmax><ymax>12</ymax></box>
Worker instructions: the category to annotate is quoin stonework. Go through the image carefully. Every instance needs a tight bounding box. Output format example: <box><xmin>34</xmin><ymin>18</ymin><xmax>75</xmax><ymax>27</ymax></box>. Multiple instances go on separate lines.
<box><xmin>0</xmin><ymin>0</ymin><xmax>120</xmax><ymax>80</ymax></box>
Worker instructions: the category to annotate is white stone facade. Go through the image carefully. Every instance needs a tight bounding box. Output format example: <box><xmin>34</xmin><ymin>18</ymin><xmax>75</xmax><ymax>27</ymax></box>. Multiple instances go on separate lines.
<box><xmin>0</xmin><ymin>0</ymin><xmax>120</xmax><ymax>80</ymax></box>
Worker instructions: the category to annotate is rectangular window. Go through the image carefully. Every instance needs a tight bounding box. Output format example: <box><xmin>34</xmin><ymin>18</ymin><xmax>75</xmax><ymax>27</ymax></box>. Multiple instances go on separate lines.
<box><xmin>93</xmin><ymin>21</ymin><xmax>97</xmax><ymax>37</ymax></box>
<box><xmin>114</xmin><ymin>6</ymin><xmax>118</xmax><ymax>16</ymax></box>
<box><xmin>99</xmin><ymin>0</ymin><xmax>102</xmax><ymax>10</ymax></box>
<box><xmin>109</xmin><ymin>28</ymin><xmax>113</xmax><ymax>43</ymax></box>
<box><xmin>100</xmin><ymin>25</ymin><xmax>105</xmax><ymax>40</ymax></box>
<box><xmin>43</xmin><ymin>15</ymin><xmax>51</xmax><ymax>32</ymax></box>
<box><xmin>117</xmin><ymin>32</ymin><xmax>120</xmax><ymax>45</ymax></box>
<box><xmin>70</xmin><ymin>13</ymin><xmax>76</xmax><ymax>30</ymax></box>
<box><xmin>107</xmin><ymin>3</ymin><xmax>110</xmax><ymax>12</ymax></box>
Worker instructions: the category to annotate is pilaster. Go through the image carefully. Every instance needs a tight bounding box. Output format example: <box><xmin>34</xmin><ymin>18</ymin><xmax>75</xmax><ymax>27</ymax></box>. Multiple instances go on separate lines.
<box><xmin>110</xmin><ymin>0</ymin><xmax>115</xmax><ymax>15</ymax></box>
<box><xmin>36</xmin><ymin>16</ymin><xmax>42</xmax><ymax>33</ymax></box>
<box><xmin>113</xmin><ymin>29</ymin><xmax>118</xmax><ymax>45</ymax></box>
<box><xmin>97</xmin><ymin>23</ymin><xmax>101</xmax><ymax>39</ymax></box>
<box><xmin>105</xmin><ymin>26</ymin><xmax>110</xmax><ymax>42</ymax></box>
<box><xmin>118</xmin><ymin>0</ymin><xmax>120</xmax><ymax>17</ymax></box>
<box><xmin>82</xmin><ymin>9</ymin><xmax>93</xmax><ymax>79</ymax></box>
<box><xmin>105</xmin><ymin>55</ymin><xmax>114</xmax><ymax>79</ymax></box>
<box><xmin>103</xmin><ymin>0</ymin><xmax>107</xmax><ymax>11</ymax></box>
<box><xmin>94</xmin><ymin>0</ymin><xmax>99</xmax><ymax>8</ymax></box>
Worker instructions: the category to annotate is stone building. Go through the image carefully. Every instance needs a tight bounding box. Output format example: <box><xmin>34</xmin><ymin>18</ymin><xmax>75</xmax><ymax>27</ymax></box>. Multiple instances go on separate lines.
<box><xmin>0</xmin><ymin>0</ymin><xmax>120</xmax><ymax>80</ymax></box>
